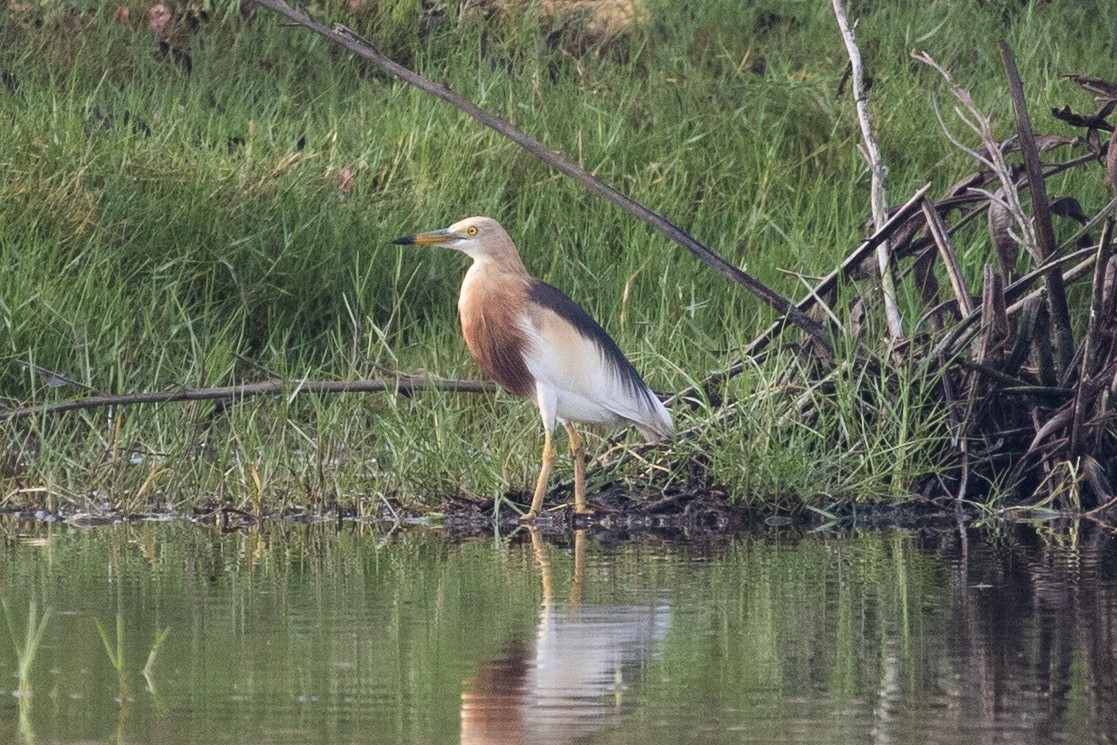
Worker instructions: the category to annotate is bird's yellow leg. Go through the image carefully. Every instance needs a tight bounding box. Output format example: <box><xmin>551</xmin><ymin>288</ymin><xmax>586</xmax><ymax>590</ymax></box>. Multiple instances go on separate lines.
<box><xmin>563</xmin><ymin>423</ymin><xmax>588</xmax><ymax>514</ymax></box>
<box><xmin>522</xmin><ymin>428</ymin><xmax>555</xmax><ymax>522</ymax></box>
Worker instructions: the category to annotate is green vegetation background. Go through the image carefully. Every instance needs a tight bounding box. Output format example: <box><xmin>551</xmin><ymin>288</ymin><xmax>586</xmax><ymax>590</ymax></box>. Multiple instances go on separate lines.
<box><xmin>2</xmin><ymin>0</ymin><xmax>1115</xmax><ymax>513</ymax></box>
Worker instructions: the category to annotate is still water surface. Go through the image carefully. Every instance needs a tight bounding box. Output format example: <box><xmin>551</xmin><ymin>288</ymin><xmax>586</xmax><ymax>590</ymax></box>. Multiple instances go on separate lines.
<box><xmin>0</xmin><ymin>518</ymin><xmax>1114</xmax><ymax>744</ymax></box>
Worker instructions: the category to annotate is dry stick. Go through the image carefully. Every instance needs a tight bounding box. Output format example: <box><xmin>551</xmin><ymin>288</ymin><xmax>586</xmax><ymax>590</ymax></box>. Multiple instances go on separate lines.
<box><xmin>1083</xmin><ymin>490</ymin><xmax>1117</xmax><ymax>517</ymax></box>
<box><xmin>921</xmin><ymin>199</ymin><xmax>974</xmax><ymax>316</ymax></box>
<box><xmin>923</xmin><ymin>197</ymin><xmax>979</xmax><ymax>503</ymax></box>
<box><xmin>1000</xmin><ymin>42</ymin><xmax>1075</xmax><ymax>376</ymax></box>
<box><xmin>931</xmin><ymin>194</ymin><xmax>1117</xmax><ymax>362</ymax></box>
<box><xmin>939</xmin><ymin>350</ymin><xmax>969</xmax><ymax>503</ymax></box>
<box><xmin>952</xmin><ymin>267</ymin><xmax>1007</xmax><ymax>492</ymax></box>
<box><xmin>954</xmin><ymin>355</ymin><xmax>1031</xmax><ymax>388</ymax></box>
<box><xmin>742</xmin><ymin>185</ymin><xmax>931</xmax><ymax>358</ymax></box>
<box><xmin>0</xmin><ymin>378</ymin><xmax>497</xmax><ymax>421</ymax></box>
<box><xmin>934</xmin><ymin>250</ymin><xmax>1099</xmax><ymax>364</ymax></box>
<box><xmin>1010</xmin><ymin>256</ymin><xmax>1099</xmax><ymax>314</ymax></box>
<box><xmin>666</xmin><ymin>183</ymin><xmax>931</xmax><ymax>405</ymax></box>
<box><xmin>914</xmin><ymin>51</ymin><xmax>1044</xmax><ymax>267</ymax></box>
<box><xmin>674</xmin><ymin>132</ymin><xmax>1086</xmax><ymax>404</ymax></box>
<box><xmin>832</xmin><ymin>0</ymin><xmax>904</xmax><ymax>340</ymax></box>
<box><xmin>1070</xmin><ymin>218</ymin><xmax>1114</xmax><ymax>455</ymax></box>
<box><xmin>607</xmin><ymin>189</ymin><xmax>929</xmax><ymax>486</ymax></box>
<box><xmin>249</xmin><ymin>0</ymin><xmax>833</xmax><ymax>355</ymax></box>
<box><xmin>1012</xmin><ymin>365</ymin><xmax>1112</xmax><ymax>482</ymax></box>
<box><xmin>18</xmin><ymin>362</ymin><xmax>102</xmax><ymax>394</ymax></box>
<box><xmin>900</xmin><ymin>152</ymin><xmax>1101</xmax><ymax>292</ymax></box>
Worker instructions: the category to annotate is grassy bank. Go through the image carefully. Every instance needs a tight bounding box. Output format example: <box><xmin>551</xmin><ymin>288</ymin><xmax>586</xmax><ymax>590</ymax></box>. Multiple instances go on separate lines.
<box><xmin>2</xmin><ymin>0</ymin><xmax>1115</xmax><ymax>516</ymax></box>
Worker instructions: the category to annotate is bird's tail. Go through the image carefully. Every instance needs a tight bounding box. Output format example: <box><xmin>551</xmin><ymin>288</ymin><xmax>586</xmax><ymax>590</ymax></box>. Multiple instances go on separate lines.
<box><xmin>635</xmin><ymin>393</ymin><xmax>673</xmax><ymax>442</ymax></box>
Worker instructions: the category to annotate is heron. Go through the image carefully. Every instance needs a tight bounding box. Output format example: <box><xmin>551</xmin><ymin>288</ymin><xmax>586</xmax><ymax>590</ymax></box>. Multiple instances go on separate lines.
<box><xmin>392</xmin><ymin>216</ymin><xmax>672</xmax><ymax>521</ymax></box>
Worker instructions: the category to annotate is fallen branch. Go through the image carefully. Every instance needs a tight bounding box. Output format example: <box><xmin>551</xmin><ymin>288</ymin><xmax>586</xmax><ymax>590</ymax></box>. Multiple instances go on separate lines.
<box><xmin>743</xmin><ymin>183</ymin><xmax>931</xmax><ymax>359</ymax></box>
<box><xmin>0</xmin><ymin>377</ymin><xmax>497</xmax><ymax>421</ymax></box>
<box><xmin>250</xmin><ymin>0</ymin><xmax>834</xmax><ymax>354</ymax></box>
<box><xmin>914</xmin><ymin>50</ymin><xmax>1040</xmax><ymax>261</ymax></box>
<box><xmin>922</xmin><ymin>198</ymin><xmax>974</xmax><ymax>316</ymax></box>
<box><xmin>653</xmin><ymin>183</ymin><xmax>931</xmax><ymax>410</ymax></box>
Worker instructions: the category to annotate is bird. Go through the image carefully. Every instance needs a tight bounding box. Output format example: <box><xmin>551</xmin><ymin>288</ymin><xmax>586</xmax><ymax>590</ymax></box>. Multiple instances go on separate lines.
<box><xmin>392</xmin><ymin>216</ymin><xmax>672</xmax><ymax>521</ymax></box>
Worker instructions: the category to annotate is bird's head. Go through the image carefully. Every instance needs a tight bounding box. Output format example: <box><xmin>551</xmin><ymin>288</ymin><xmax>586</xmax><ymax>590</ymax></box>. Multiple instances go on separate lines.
<box><xmin>392</xmin><ymin>216</ymin><xmax>522</xmax><ymax>264</ymax></box>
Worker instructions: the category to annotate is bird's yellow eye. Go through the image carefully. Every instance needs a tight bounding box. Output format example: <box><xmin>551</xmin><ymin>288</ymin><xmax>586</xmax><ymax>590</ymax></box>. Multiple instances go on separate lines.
<box><xmin>466</xmin><ymin>226</ymin><xmax>478</xmax><ymax>236</ymax></box>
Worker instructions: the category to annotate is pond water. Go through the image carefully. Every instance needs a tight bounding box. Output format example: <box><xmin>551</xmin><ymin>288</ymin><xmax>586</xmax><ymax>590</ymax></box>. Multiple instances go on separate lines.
<box><xmin>1</xmin><ymin>517</ymin><xmax>1115</xmax><ymax>744</ymax></box>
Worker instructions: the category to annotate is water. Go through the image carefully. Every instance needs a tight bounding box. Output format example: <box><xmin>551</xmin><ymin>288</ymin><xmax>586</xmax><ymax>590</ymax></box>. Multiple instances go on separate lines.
<box><xmin>0</xmin><ymin>519</ymin><xmax>1115</xmax><ymax>744</ymax></box>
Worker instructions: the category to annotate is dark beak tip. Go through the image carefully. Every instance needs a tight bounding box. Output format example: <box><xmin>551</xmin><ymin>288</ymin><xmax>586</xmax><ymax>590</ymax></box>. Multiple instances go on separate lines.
<box><xmin>391</xmin><ymin>236</ymin><xmax>414</xmax><ymax>245</ymax></box>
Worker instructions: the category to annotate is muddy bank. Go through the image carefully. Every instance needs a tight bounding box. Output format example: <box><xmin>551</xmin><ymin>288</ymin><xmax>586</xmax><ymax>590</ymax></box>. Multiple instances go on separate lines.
<box><xmin>1</xmin><ymin>484</ymin><xmax>977</xmax><ymax>540</ymax></box>
<box><xmin>436</xmin><ymin>486</ymin><xmax>968</xmax><ymax>539</ymax></box>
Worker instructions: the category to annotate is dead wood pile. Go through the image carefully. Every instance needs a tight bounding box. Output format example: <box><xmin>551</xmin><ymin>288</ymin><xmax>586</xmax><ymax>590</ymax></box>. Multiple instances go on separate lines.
<box><xmin>765</xmin><ymin>62</ymin><xmax>1117</xmax><ymax>510</ymax></box>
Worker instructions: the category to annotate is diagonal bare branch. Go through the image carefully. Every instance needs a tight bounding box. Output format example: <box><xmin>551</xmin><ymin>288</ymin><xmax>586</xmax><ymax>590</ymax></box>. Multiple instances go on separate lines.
<box><xmin>250</xmin><ymin>0</ymin><xmax>834</xmax><ymax>353</ymax></box>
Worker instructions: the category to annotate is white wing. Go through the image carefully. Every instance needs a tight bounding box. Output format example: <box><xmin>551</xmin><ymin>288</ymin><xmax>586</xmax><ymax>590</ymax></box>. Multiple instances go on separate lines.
<box><xmin>519</xmin><ymin>282</ymin><xmax>671</xmax><ymax>440</ymax></box>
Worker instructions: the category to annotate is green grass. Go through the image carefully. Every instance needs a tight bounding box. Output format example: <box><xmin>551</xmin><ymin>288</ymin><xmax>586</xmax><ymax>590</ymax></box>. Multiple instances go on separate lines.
<box><xmin>1</xmin><ymin>0</ymin><xmax>1115</xmax><ymax>514</ymax></box>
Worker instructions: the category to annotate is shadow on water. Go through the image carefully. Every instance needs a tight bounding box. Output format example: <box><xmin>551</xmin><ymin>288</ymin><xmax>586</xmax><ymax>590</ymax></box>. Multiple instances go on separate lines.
<box><xmin>0</xmin><ymin>516</ymin><xmax>1115</xmax><ymax>743</ymax></box>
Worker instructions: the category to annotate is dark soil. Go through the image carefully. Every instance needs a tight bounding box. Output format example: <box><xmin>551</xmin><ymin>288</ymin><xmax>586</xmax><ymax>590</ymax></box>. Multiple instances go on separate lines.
<box><xmin>436</xmin><ymin>483</ymin><xmax>965</xmax><ymax>540</ymax></box>
<box><xmin>0</xmin><ymin>483</ymin><xmax>996</xmax><ymax>538</ymax></box>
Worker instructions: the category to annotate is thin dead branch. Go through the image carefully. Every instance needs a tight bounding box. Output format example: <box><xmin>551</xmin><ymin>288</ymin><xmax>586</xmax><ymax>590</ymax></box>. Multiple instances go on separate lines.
<box><xmin>743</xmin><ymin>184</ymin><xmax>932</xmax><ymax>360</ymax></box>
<box><xmin>1000</xmin><ymin>42</ymin><xmax>1075</xmax><ymax>374</ymax></box>
<box><xmin>914</xmin><ymin>50</ymin><xmax>1040</xmax><ymax>264</ymax></box>
<box><xmin>660</xmin><ymin>183</ymin><xmax>931</xmax><ymax>409</ymax></box>
<box><xmin>922</xmin><ymin>199</ymin><xmax>974</xmax><ymax>316</ymax></box>
<box><xmin>0</xmin><ymin>377</ymin><xmax>497</xmax><ymax>421</ymax></box>
<box><xmin>250</xmin><ymin>0</ymin><xmax>834</xmax><ymax>354</ymax></box>
<box><xmin>1071</xmin><ymin>218</ymin><xmax>1114</xmax><ymax>454</ymax></box>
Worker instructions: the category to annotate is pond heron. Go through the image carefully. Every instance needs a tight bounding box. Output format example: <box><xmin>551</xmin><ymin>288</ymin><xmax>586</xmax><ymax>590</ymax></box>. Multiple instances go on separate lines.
<box><xmin>392</xmin><ymin>217</ymin><xmax>672</xmax><ymax>521</ymax></box>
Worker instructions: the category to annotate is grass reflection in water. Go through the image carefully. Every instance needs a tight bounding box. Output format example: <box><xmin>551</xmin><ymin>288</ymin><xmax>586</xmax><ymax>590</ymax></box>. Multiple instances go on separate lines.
<box><xmin>0</xmin><ymin>519</ymin><xmax>1114</xmax><ymax>744</ymax></box>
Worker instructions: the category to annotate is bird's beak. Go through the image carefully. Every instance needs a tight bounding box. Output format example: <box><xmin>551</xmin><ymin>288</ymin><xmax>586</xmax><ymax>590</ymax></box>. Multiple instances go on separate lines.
<box><xmin>391</xmin><ymin>228</ymin><xmax>455</xmax><ymax>246</ymax></box>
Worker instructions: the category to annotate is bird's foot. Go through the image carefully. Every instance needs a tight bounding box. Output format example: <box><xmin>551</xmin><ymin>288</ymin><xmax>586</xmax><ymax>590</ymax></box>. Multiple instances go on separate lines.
<box><xmin>519</xmin><ymin>510</ymin><xmax>539</xmax><ymax>523</ymax></box>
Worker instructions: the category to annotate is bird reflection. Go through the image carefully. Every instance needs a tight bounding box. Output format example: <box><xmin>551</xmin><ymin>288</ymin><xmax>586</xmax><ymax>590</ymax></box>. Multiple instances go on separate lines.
<box><xmin>461</xmin><ymin>529</ymin><xmax>671</xmax><ymax>745</ymax></box>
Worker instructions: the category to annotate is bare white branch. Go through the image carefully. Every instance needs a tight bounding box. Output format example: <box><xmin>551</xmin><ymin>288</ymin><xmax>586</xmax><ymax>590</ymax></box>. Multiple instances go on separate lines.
<box><xmin>914</xmin><ymin>50</ymin><xmax>1039</xmax><ymax>263</ymax></box>
<box><xmin>832</xmin><ymin>0</ymin><xmax>904</xmax><ymax>340</ymax></box>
